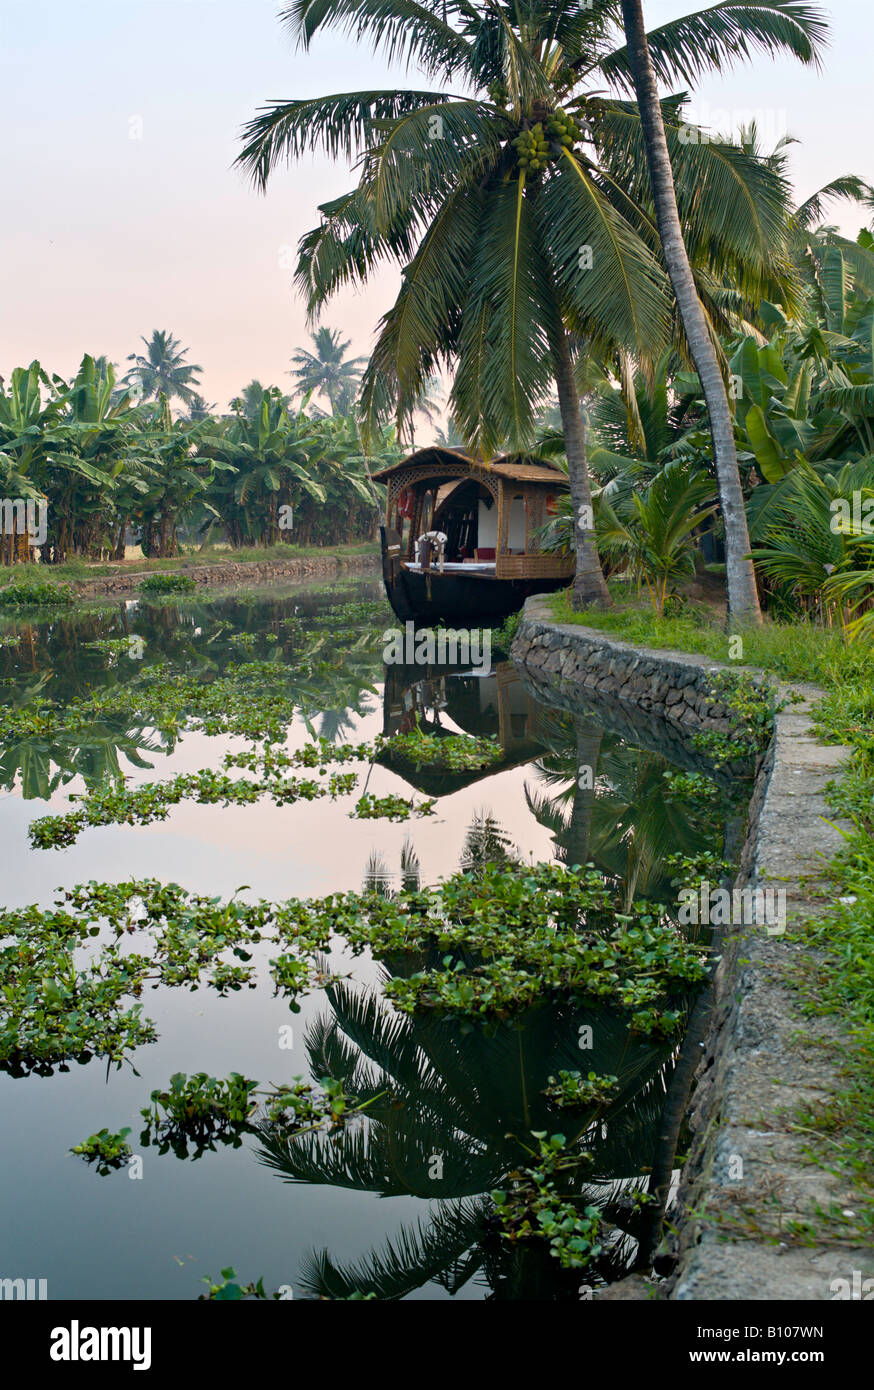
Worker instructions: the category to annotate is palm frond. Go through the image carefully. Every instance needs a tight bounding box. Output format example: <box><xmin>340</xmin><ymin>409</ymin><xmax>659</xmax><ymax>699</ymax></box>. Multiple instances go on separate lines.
<box><xmin>237</xmin><ymin>90</ymin><xmax>449</xmax><ymax>188</ymax></box>
<box><xmin>540</xmin><ymin>150</ymin><xmax>671</xmax><ymax>359</ymax></box>
<box><xmin>298</xmin><ymin>1198</ymin><xmax>488</xmax><ymax>1300</ymax></box>
<box><xmin>600</xmin><ymin>2</ymin><xmax>827</xmax><ymax>92</ymax></box>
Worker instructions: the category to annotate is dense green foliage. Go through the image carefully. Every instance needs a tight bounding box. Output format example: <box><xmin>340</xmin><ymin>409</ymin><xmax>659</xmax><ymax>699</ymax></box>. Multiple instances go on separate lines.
<box><xmin>0</xmin><ymin>357</ymin><xmax>398</xmax><ymax>564</ymax></box>
<box><xmin>538</xmin><ymin>226</ymin><xmax>874</xmax><ymax>623</ymax></box>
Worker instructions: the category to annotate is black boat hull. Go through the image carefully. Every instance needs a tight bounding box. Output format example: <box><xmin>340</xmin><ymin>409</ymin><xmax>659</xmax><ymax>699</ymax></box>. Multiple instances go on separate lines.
<box><xmin>380</xmin><ymin>527</ymin><xmax>569</xmax><ymax>625</ymax></box>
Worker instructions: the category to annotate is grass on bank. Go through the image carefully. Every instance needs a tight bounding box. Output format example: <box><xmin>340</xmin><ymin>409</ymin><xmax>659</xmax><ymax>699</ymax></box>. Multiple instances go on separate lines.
<box><xmin>0</xmin><ymin>540</ymin><xmax>379</xmax><ymax>585</ymax></box>
<box><xmin>549</xmin><ymin>586</ymin><xmax>874</xmax><ymax>1239</ymax></box>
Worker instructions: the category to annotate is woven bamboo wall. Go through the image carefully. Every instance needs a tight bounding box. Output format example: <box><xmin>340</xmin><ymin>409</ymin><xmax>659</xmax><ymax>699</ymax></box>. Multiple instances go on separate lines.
<box><xmin>495</xmin><ymin>554</ymin><xmax>575</xmax><ymax>579</ymax></box>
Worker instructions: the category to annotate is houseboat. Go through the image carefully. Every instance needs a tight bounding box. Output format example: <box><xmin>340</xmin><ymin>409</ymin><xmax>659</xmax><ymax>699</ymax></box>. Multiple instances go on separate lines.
<box><xmin>373</xmin><ymin>447</ymin><xmax>574</xmax><ymax>624</ymax></box>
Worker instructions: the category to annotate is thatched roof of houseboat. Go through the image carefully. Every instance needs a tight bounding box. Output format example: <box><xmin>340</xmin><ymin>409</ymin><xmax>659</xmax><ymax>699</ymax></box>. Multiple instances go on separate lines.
<box><xmin>371</xmin><ymin>447</ymin><xmax>569</xmax><ymax>489</ymax></box>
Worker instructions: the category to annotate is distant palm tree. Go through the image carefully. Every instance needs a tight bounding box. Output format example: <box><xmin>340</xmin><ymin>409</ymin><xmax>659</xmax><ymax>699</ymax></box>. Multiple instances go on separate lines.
<box><xmin>124</xmin><ymin>330</ymin><xmax>203</xmax><ymax>408</ymax></box>
<box><xmin>407</xmin><ymin>373</ymin><xmax>444</xmax><ymax>448</ymax></box>
<box><xmin>290</xmin><ymin>327</ymin><xmax>366</xmax><ymax>416</ymax></box>
<box><xmin>434</xmin><ymin>416</ymin><xmax>468</xmax><ymax>450</ymax></box>
<box><xmin>186</xmin><ymin>392</ymin><xmax>216</xmax><ymax>421</ymax></box>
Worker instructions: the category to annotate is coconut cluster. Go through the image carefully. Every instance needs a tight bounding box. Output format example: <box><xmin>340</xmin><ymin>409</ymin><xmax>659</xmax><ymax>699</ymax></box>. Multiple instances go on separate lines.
<box><xmin>545</xmin><ymin>110</ymin><xmax>583</xmax><ymax>148</ymax></box>
<box><xmin>487</xmin><ymin>79</ymin><xmax>508</xmax><ymax>109</ymax></box>
<box><xmin>512</xmin><ymin>111</ymin><xmax>582</xmax><ymax>174</ymax></box>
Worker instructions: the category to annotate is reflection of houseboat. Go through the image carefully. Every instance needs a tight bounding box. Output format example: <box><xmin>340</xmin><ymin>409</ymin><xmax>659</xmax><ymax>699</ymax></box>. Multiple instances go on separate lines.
<box><xmin>380</xmin><ymin>659</ymin><xmax>547</xmax><ymax>797</ymax></box>
<box><xmin>374</xmin><ymin>448</ymin><xmax>574</xmax><ymax>624</ymax></box>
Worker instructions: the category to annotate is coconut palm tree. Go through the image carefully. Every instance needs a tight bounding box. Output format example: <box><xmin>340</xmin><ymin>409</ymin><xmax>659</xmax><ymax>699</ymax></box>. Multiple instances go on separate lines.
<box><xmin>737</xmin><ymin>124</ymin><xmax>874</xmax><ymax>290</ymax></box>
<box><xmin>595</xmin><ymin>459</ymin><xmax>718</xmax><ymax>615</ymax></box>
<box><xmin>186</xmin><ymin>392</ymin><xmax>217</xmax><ymax>422</ymax></box>
<box><xmin>289</xmin><ymin>327</ymin><xmax>367</xmax><ymax>415</ymax></box>
<box><xmin>238</xmin><ymin>0</ymin><xmax>818</xmax><ymax>612</ymax></box>
<box><xmin>617</xmin><ymin>1</ymin><xmax>823</xmax><ymax>625</ymax></box>
<box><xmin>124</xmin><ymin>330</ymin><xmax>203</xmax><ymax>408</ymax></box>
<box><xmin>407</xmin><ymin>372</ymin><xmax>444</xmax><ymax>448</ymax></box>
<box><xmin>750</xmin><ymin>456</ymin><xmax>874</xmax><ymax>631</ymax></box>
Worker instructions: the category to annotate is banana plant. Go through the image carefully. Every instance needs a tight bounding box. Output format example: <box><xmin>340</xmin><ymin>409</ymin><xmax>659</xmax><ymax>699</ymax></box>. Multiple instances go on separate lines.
<box><xmin>135</xmin><ymin>400</ymin><xmax>226</xmax><ymax>558</ymax></box>
<box><xmin>41</xmin><ymin>355</ymin><xmax>155</xmax><ymax>562</ymax></box>
<box><xmin>0</xmin><ymin>363</ymin><xmax>61</xmax><ymax>563</ymax></box>
<box><xmin>727</xmin><ymin>235</ymin><xmax>874</xmax><ymax>487</ymax></box>
<box><xmin>203</xmin><ymin>387</ymin><xmax>328</xmax><ymax>546</ymax></box>
<box><xmin>728</xmin><ymin>334</ymin><xmax>815</xmax><ymax>483</ymax></box>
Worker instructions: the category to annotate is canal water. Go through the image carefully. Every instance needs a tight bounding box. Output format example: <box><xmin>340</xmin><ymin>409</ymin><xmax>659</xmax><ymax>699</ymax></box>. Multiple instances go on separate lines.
<box><xmin>0</xmin><ymin>576</ymin><xmax>745</xmax><ymax>1300</ymax></box>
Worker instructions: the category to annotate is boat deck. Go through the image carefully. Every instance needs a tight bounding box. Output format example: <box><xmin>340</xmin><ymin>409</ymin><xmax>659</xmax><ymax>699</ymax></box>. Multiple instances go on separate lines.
<box><xmin>403</xmin><ymin>561</ymin><xmax>497</xmax><ymax>574</ymax></box>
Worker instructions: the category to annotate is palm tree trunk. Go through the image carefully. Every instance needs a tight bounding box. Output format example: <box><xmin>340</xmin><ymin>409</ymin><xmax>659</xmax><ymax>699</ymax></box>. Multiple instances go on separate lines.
<box><xmin>565</xmin><ymin>722</ymin><xmax>603</xmax><ymax>867</ymax></box>
<box><xmin>620</xmin><ymin>0</ymin><xmax>762</xmax><ymax>628</ymax></box>
<box><xmin>547</xmin><ymin>319</ymin><xmax>610</xmax><ymax>609</ymax></box>
<box><xmin>634</xmin><ymin>982</ymin><xmax>715</xmax><ymax>1270</ymax></box>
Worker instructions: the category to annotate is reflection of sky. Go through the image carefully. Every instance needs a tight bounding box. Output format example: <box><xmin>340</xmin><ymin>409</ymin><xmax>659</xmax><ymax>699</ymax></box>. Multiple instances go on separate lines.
<box><xmin>2</xmin><ymin>0</ymin><xmax>870</xmax><ymax>410</ymax></box>
<box><xmin>0</xmin><ymin>706</ymin><xmax>557</xmax><ymax>908</ymax></box>
<box><xmin>1</xmin><ymin>694</ymin><xmax>553</xmax><ymax>1300</ymax></box>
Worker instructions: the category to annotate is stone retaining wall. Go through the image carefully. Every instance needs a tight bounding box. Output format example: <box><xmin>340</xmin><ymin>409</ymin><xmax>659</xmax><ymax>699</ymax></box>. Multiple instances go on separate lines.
<box><xmin>513</xmin><ymin>595</ymin><xmax>870</xmax><ymax>1301</ymax></box>
<box><xmin>517</xmin><ymin>654</ymin><xmax>745</xmax><ymax>791</ymax></box>
<box><xmin>512</xmin><ymin>594</ymin><xmax>762</xmax><ymax>737</ymax></box>
<box><xmin>68</xmin><ymin>551</ymin><xmax>379</xmax><ymax>598</ymax></box>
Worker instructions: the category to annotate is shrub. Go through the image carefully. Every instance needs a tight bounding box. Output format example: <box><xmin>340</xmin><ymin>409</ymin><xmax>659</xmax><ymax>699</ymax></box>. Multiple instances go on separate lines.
<box><xmin>138</xmin><ymin>573</ymin><xmax>197</xmax><ymax>595</ymax></box>
<box><xmin>0</xmin><ymin>581</ymin><xmax>74</xmax><ymax>607</ymax></box>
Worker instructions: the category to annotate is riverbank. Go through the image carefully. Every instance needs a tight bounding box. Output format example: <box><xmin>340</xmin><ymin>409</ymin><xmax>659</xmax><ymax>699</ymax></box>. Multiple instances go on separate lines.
<box><xmin>0</xmin><ymin>544</ymin><xmax>380</xmax><ymax>599</ymax></box>
<box><xmin>513</xmin><ymin>594</ymin><xmax>874</xmax><ymax>1301</ymax></box>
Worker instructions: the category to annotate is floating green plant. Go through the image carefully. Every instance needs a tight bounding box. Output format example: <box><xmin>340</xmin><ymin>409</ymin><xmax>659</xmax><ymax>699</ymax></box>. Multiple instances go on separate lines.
<box><xmin>138</xmin><ymin>573</ymin><xmax>197</xmax><ymax>595</ymax></box>
<box><xmin>70</xmin><ymin>1127</ymin><xmax>133</xmax><ymax>1175</ymax></box>
<box><xmin>381</xmin><ymin>725</ymin><xmax>503</xmax><ymax>772</ymax></box>
<box><xmin>1</xmin><ymin>860</ymin><xmax>708</xmax><ymax>1077</ymax></box>
<box><xmin>351</xmin><ymin>793</ymin><xmax>437</xmax><ymax>821</ymax></box>
<box><xmin>542</xmin><ymin>1070</ymin><xmax>619</xmax><ymax>1109</ymax></box>
<box><xmin>491</xmin><ymin>1133</ymin><xmax>603</xmax><ymax>1271</ymax></box>
<box><xmin>28</xmin><ymin>768</ymin><xmax>360</xmax><ymax>849</ymax></box>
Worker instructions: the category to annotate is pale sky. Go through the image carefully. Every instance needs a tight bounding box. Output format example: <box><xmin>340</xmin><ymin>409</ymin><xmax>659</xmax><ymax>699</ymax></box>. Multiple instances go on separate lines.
<box><xmin>1</xmin><ymin>0</ymin><xmax>871</xmax><ymax>410</ymax></box>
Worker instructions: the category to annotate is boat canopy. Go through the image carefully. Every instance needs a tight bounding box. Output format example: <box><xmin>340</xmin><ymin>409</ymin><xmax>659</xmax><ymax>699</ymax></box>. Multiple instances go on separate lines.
<box><xmin>373</xmin><ymin>447</ymin><xmax>573</xmax><ymax>581</ymax></box>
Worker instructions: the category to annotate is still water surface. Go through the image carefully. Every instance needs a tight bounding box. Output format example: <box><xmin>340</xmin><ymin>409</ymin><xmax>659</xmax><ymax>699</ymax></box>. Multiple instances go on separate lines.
<box><xmin>0</xmin><ymin>577</ymin><xmax>741</xmax><ymax>1300</ymax></box>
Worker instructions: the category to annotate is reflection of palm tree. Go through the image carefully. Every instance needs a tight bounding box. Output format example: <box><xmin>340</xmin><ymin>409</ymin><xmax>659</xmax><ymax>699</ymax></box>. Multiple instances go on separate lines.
<box><xmin>0</xmin><ymin>595</ymin><xmax>385</xmax><ymax>798</ymax></box>
<box><xmin>525</xmin><ymin>713</ymin><xmax>719</xmax><ymax>907</ymax></box>
<box><xmin>458</xmin><ymin>810</ymin><xmax>519</xmax><ymax>876</ymax></box>
<box><xmin>0</xmin><ymin>725</ymin><xmax>170</xmax><ymax>799</ymax></box>
<box><xmin>256</xmin><ymin>977</ymin><xmax>680</xmax><ymax>1299</ymax></box>
<box><xmin>567</xmin><ymin>720</ymin><xmax>604</xmax><ymax>871</ymax></box>
<box><xmin>363</xmin><ymin>840</ymin><xmax>421</xmax><ymax>897</ymax></box>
